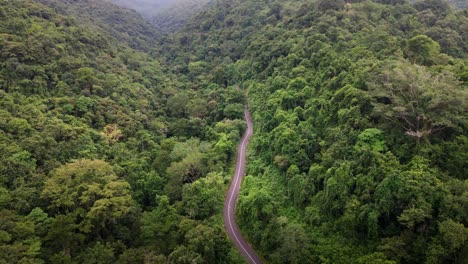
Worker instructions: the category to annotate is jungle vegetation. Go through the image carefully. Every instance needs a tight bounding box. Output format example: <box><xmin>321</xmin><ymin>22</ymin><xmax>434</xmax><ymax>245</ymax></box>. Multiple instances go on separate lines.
<box><xmin>0</xmin><ymin>0</ymin><xmax>466</xmax><ymax>263</ymax></box>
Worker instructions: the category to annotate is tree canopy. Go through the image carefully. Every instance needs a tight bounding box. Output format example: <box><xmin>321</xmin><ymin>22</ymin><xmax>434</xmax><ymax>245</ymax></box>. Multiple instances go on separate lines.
<box><xmin>0</xmin><ymin>0</ymin><xmax>467</xmax><ymax>263</ymax></box>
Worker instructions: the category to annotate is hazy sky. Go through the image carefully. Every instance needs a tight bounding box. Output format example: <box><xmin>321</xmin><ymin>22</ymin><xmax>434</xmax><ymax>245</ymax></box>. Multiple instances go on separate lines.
<box><xmin>111</xmin><ymin>0</ymin><xmax>208</xmax><ymax>18</ymax></box>
<box><xmin>110</xmin><ymin>0</ymin><xmax>212</xmax><ymax>32</ymax></box>
<box><xmin>111</xmin><ymin>0</ymin><xmax>168</xmax><ymax>17</ymax></box>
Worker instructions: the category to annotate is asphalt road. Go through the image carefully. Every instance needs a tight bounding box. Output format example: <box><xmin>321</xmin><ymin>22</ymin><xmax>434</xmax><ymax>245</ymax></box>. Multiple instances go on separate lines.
<box><xmin>223</xmin><ymin>108</ymin><xmax>262</xmax><ymax>264</ymax></box>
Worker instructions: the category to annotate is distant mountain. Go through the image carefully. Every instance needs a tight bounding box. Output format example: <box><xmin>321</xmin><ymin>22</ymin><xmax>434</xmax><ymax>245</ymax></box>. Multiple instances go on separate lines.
<box><xmin>445</xmin><ymin>0</ymin><xmax>467</xmax><ymax>9</ymax></box>
<box><xmin>111</xmin><ymin>0</ymin><xmax>211</xmax><ymax>33</ymax></box>
<box><xmin>111</xmin><ymin>0</ymin><xmax>174</xmax><ymax>18</ymax></box>
<box><xmin>409</xmin><ymin>0</ymin><xmax>467</xmax><ymax>9</ymax></box>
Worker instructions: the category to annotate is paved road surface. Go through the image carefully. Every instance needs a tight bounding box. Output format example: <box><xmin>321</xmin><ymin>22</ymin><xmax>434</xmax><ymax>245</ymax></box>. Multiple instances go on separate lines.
<box><xmin>223</xmin><ymin>108</ymin><xmax>262</xmax><ymax>264</ymax></box>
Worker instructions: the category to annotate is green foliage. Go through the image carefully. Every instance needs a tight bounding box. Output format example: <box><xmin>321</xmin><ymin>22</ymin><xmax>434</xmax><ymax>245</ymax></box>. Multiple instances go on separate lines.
<box><xmin>317</xmin><ymin>0</ymin><xmax>346</xmax><ymax>11</ymax></box>
<box><xmin>425</xmin><ymin>219</ymin><xmax>468</xmax><ymax>263</ymax></box>
<box><xmin>162</xmin><ymin>0</ymin><xmax>466</xmax><ymax>262</ymax></box>
<box><xmin>182</xmin><ymin>173</ymin><xmax>224</xmax><ymax>219</ymax></box>
<box><xmin>1</xmin><ymin>0</ymin><xmax>467</xmax><ymax>263</ymax></box>
<box><xmin>356</xmin><ymin>252</ymin><xmax>397</xmax><ymax>264</ymax></box>
<box><xmin>368</xmin><ymin>61</ymin><xmax>466</xmax><ymax>144</ymax></box>
<box><xmin>355</xmin><ymin>128</ymin><xmax>387</xmax><ymax>152</ymax></box>
<box><xmin>141</xmin><ymin>196</ymin><xmax>179</xmax><ymax>254</ymax></box>
<box><xmin>406</xmin><ymin>35</ymin><xmax>441</xmax><ymax>65</ymax></box>
<box><xmin>0</xmin><ymin>1</ymin><xmax>246</xmax><ymax>261</ymax></box>
<box><xmin>36</xmin><ymin>0</ymin><xmax>160</xmax><ymax>51</ymax></box>
<box><xmin>41</xmin><ymin>159</ymin><xmax>138</xmax><ymax>245</ymax></box>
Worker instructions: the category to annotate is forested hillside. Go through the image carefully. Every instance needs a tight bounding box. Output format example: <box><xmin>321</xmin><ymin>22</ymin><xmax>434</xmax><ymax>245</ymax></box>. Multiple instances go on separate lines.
<box><xmin>160</xmin><ymin>0</ymin><xmax>468</xmax><ymax>263</ymax></box>
<box><xmin>0</xmin><ymin>0</ymin><xmax>467</xmax><ymax>263</ymax></box>
<box><xmin>0</xmin><ymin>0</ymin><xmax>247</xmax><ymax>263</ymax></box>
<box><xmin>34</xmin><ymin>0</ymin><xmax>160</xmax><ymax>51</ymax></box>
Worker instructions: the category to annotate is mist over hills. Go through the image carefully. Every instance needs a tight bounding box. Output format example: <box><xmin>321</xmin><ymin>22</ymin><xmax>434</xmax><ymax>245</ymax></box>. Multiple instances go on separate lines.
<box><xmin>408</xmin><ymin>0</ymin><xmax>467</xmax><ymax>9</ymax></box>
<box><xmin>111</xmin><ymin>0</ymin><xmax>211</xmax><ymax>32</ymax></box>
<box><xmin>431</xmin><ymin>0</ymin><xmax>467</xmax><ymax>9</ymax></box>
<box><xmin>111</xmin><ymin>0</ymin><xmax>176</xmax><ymax>17</ymax></box>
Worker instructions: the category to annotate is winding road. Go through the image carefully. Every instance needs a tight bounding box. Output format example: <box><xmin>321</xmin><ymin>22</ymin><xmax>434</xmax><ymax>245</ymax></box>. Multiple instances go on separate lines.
<box><xmin>223</xmin><ymin>108</ymin><xmax>262</xmax><ymax>264</ymax></box>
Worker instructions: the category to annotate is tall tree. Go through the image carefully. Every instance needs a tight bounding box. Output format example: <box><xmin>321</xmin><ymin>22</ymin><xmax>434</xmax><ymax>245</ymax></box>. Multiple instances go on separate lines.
<box><xmin>368</xmin><ymin>61</ymin><xmax>467</xmax><ymax>144</ymax></box>
<box><xmin>41</xmin><ymin>160</ymin><xmax>137</xmax><ymax>239</ymax></box>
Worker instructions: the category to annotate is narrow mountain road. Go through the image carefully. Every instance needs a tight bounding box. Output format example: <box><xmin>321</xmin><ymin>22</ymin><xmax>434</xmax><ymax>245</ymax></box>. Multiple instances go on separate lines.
<box><xmin>224</xmin><ymin>108</ymin><xmax>262</xmax><ymax>264</ymax></box>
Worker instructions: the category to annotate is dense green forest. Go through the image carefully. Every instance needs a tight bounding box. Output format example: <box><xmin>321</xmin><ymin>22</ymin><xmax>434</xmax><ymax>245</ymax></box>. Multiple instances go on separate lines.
<box><xmin>0</xmin><ymin>0</ymin><xmax>467</xmax><ymax>263</ymax></box>
<box><xmin>0</xmin><ymin>0</ymin><xmax>246</xmax><ymax>263</ymax></box>
<box><xmin>34</xmin><ymin>0</ymin><xmax>160</xmax><ymax>51</ymax></box>
<box><xmin>159</xmin><ymin>0</ymin><xmax>468</xmax><ymax>263</ymax></box>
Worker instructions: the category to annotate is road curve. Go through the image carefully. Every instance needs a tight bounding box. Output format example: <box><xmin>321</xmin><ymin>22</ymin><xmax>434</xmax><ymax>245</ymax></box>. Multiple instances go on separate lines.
<box><xmin>224</xmin><ymin>108</ymin><xmax>262</xmax><ymax>264</ymax></box>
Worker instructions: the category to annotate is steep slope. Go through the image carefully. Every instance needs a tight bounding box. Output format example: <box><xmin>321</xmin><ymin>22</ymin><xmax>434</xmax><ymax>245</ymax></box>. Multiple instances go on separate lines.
<box><xmin>159</xmin><ymin>0</ymin><xmax>468</xmax><ymax>263</ymax></box>
<box><xmin>0</xmin><ymin>1</ymin><xmax>249</xmax><ymax>263</ymax></box>
<box><xmin>36</xmin><ymin>0</ymin><xmax>160</xmax><ymax>50</ymax></box>
<box><xmin>0</xmin><ymin>1</ymin><xmax>163</xmax><ymax>261</ymax></box>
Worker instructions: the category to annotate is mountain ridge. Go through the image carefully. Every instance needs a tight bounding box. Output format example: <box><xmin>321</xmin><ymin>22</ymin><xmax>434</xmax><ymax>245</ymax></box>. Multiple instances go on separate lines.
<box><xmin>111</xmin><ymin>0</ymin><xmax>211</xmax><ymax>33</ymax></box>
